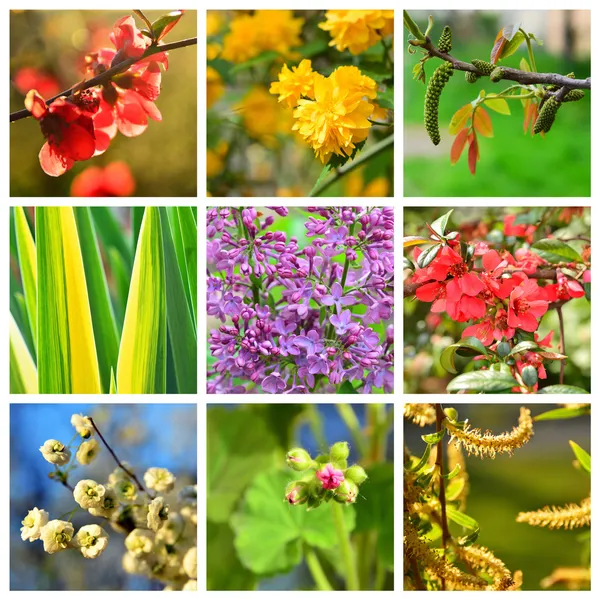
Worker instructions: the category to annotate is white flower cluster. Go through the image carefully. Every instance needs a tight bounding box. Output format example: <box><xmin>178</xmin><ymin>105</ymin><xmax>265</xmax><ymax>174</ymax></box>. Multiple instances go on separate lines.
<box><xmin>24</xmin><ymin>413</ymin><xmax>197</xmax><ymax>591</ymax></box>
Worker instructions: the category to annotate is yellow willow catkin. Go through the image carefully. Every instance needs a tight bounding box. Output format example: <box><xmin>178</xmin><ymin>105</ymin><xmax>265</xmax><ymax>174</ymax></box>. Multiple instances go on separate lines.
<box><xmin>404</xmin><ymin>520</ymin><xmax>487</xmax><ymax>590</ymax></box>
<box><xmin>447</xmin><ymin>442</ymin><xmax>469</xmax><ymax>510</ymax></box>
<box><xmin>445</xmin><ymin>407</ymin><xmax>534</xmax><ymax>458</ymax></box>
<box><xmin>540</xmin><ymin>566</ymin><xmax>591</xmax><ymax>590</ymax></box>
<box><xmin>454</xmin><ymin>544</ymin><xmax>513</xmax><ymax>588</ymax></box>
<box><xmin>404</xmin><ymin>403</ymin><xmax>437</xmax><ymax>427</ymax></box>
<box><xmin>516</xmin><ymin>497</ymin><xmax>591</xmax><ymax>530</ymax></box>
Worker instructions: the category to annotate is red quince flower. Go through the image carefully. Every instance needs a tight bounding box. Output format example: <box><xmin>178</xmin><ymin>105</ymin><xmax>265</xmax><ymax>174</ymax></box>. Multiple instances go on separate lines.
<box><xmin>545</xmin><ymin>271</ymin><xmax>585</xmax><ymax>302</ymax></box>
<box><xmin>504</xmin><ymin>214</ymin><xmax>536</xmax><ymax>243</ymax></box>
<box><xmin>462</xmin><ymin>315</ymin><xmax>495</xmax><ymax>346</ymax></box>
<box><xmin>110</xmin><ymin>16</ymin><xmax>148</xmax><ymax>62</ymax></box>
<box><xmin>14</xmin><ymin>67</ymin><xmax>60</xmax><ymax>98</ymax></box>
<box><xmin>535</xmin><ymin>330</ymin><xmax>553</xmax><ymax>348</ymax></box>
<box><xmin>507</xmin><ymin>278</ymin><xmax>549</xmax><ymax>332</ymax></box>
<box><xmin>71</xmin><ymin>161</ymin><xmax>136</xmax><ymax>197</ymax></box>
<box><xmin>427</xmin><ymin>246</ymin><xmax>484</xmax><ymax>297</ymax></box>
<box><xmin>480</xmin><ymin>250</ymin><xmax>522</xmax><ymax>301</ymax></box>
<box><xmin>25</xmin><ymin>90</ymin><xmax>97</xmax><ymax>177</ymax></box>
<box><xmin>514</xmin><ymin>247</ymin><xmax>546</xmax><ymax>275</ymax></box>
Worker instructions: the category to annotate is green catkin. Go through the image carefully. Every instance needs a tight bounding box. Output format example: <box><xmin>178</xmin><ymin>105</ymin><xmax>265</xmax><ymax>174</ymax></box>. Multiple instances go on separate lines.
<box><xmin>471</xmin><ymin>59</ymin><xmax>495</xmax><ymax>75</ymax></box>
<box><xmin>424</xmin><ymin>61</ymin><xmax>454</xmax><ymax>145</ymax></box>
<box><xmin>490</xmin><ymin>67</ymin><xmax>505</xmax><ymax>82</ymax></box>
<box><xmin>533</xmin><ymin>96</ymin><xmax>561</xmax><ymax>134</ymax></box>
<box><xmin>465</xmin><ymin>71</ymin><xmax>480</xmax><ymax>84</ymax></box>
<box><xmin>563</xmin><ymin>89</ymin><xmax>585</xmax><ymax>102</ymax></box>
<box><xmin>438</xmin><ymin>26</ymin><xmax>452</xmax><ymax>53</ymax></box>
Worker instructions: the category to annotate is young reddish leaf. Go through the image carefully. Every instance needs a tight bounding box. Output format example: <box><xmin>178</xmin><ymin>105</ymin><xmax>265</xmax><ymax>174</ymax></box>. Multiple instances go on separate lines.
<box><xmin>152</xmin><ymin>10</ymin><xmax>184</xmax><ymax>42</ymax></box>
<box><xmin>490</xmin><ymin>29</ymin><xmax>507</xmax><ymax>64</ymax></box>
<box><xmin>523</xmin><ymin>102</ymin><xmax>533</xmax><ymax>134</ymax></box>
<box><xmin>473</xmin><ymin>107</ymin><xmax>493</xmax><ymax>138</ymax></box>
<box><xmin>485</xmin><ymin>94</ymin><xmax>511</xmax><ymax>115</ymax></box>
<box><xmin>450</xmin><ymin>128</ymin><xmax>469</xmax><ymax>165</ymax></box>
<box><xmin>468</xmin><ymin>135</ymin><xmax>478</xmax><ymax>175</ymax></box>
<box><xmin>449</xmin><ymin>103</ymin><xmax>473</xmax><ymax>135</ymax></box>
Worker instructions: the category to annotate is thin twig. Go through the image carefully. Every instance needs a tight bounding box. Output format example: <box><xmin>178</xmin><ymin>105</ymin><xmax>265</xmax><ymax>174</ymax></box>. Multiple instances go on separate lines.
<box><xmin>435</xmin><ymin>404</ymin><xmax>450</xmax><ymax>591</ymax></box>
<box><xmin>557</xmin><ymin>306</ymin><xmax>566</xmax><ymax>384</ymax></box>
<box><xmin>9</xmin><ymin>37</ymin><xmax>197</xmax><ymax>122</ymax></box>
<box><xmin>89</xmin><ymin>417</ymin><xmax>151</xmax><ymax>496</ymax></box>
<box><xmin>410</xmin><ymin>555</ymin><xmax>426</xmax><ymax>590</ymax></box>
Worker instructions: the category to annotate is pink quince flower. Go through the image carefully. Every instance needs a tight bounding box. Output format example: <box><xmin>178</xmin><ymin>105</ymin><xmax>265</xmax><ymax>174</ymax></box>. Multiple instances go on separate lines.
<box><xmin>316</xmin><ymin>463</ymin><xmax>345</xmax><ymax>490</ymax></box>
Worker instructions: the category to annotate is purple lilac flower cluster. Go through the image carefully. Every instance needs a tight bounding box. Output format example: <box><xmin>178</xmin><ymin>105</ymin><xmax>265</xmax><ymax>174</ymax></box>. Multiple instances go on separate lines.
<box><xmin>207</xmin><ymin>207</ymin><xmax>394</xmax><ymax>394</ymax></box>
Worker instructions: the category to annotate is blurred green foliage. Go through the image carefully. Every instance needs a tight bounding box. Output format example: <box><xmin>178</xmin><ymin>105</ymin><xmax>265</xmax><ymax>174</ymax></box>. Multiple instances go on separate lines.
<box><xmin>10</xmin><ymin>10</ymin><xmax>197</xmax><ymax>197</ymax></box>
<box><xmin>404</xmin><ymin>10</ymin><xmax>590</xmax><ymax>196</ymax></box>
<box><xmin>404</xmin><ymin>207</ymin><xmax>591</xmax><ymax>394</ymax></box>
<box><xmin>405</xmin><ymin>404</ymin><xmax>591</xmax><ymax>590</ymax></box>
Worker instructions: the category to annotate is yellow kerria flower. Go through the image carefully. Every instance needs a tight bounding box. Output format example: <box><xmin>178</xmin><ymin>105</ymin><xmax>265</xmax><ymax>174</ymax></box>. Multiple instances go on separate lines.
<box><xmin>221</xmin><ymin>14</ymin><xmax>260</xmax><ymax>63</ymax></box>
<box><xmin>270</xmin><ymin>59</ymin><xmax>316</xmax><ymax>108</ymax></box>
<box><xmin>345</xmin><ymin>170</ymin><xmax>390</xmax><ymax>197</ymax></box>
<box><xmin>319</xmin><ymin>10</ymin><xmax>394</xmax><ymax>55</ymax></box>
<box><xmin>207</xmin><ymin>67</ymin><xmax>224</xmax><ymax>108</ymax></box>
<box><xmin>293</xmin><ymin>70</ymin><xmax>376</xmax><ymax>164</ymax></box>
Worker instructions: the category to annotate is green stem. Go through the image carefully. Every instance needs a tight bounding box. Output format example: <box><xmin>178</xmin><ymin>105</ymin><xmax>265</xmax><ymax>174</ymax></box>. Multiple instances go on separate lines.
<box><xmin>336</xmin><ymin>404</ymin><xmax>367</xmax><ymax>457</ymax></box>
<box><xmin>482</xmin><ymin>92</ymin><xmax>536</xmax><ymax>102</ymax></box>
<box><xmin>304</xmin><ymin>545</ymin><xmax>334</xmax><ymax>591</ymax></box>
<box><xmin>520</xmin><ymin>28</ymin><xmax>538</xmax><ymax>74</ymax></box>
<box><xmin>306</xmin><ymin>405</ymin><xmax>327</xmax><ymax>450</ymax></box>
<box><xmin>309</xmin><ymin>135</ymin><xmax>394</xmax><ymax>197</ymax></box>
<box><xmin>331</xmin><ymin>502</ymin><xmax>359</xmax><ymax>590</ymax></box>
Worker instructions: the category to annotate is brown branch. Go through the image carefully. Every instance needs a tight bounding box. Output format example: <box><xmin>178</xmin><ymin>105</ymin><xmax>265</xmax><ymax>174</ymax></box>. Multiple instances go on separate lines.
<box><xmin>435</xmin><ymin>404</ymin><xmax>450</xmax><ymax>591</ymax></box>
<box><xmin>420</xmin><ymin>38</ymin><xmax>591</xmax><ymax>90</ymax></box>
<box><xmin>9</xmin><ymin>36</ymin><xmax>197</xmax><ymax>123</ymax></box>
<box><xmin>410</xmin><ymin>556</ymin><xmax>426</xmax><ymax>590</ymax></box>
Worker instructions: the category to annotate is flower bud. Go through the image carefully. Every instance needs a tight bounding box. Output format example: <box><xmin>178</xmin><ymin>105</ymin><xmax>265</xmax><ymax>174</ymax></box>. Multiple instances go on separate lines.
<box><xmin>521</xmin><ymin>365</ymin><xmax>538</xmax><ymax>388</ymax></box>
<box><xmin>344</xmin><ymin>465</ymin><xmax>368</xmax><ymax>486</ymax></box>
<box><xmin>443</xmin><ymin>407</ymin><xmax>458</xmax><ymax>422</ymax></box>
<box><xmin>286</xmin><ymin>448</ymin><xmax>313</xmax><ymax>471</ymax></box>
<box><xmin>496</xmin><ymin>341</ymin><xmax>511</xmax><ymax>358</ymax></box>
<box><xmin>330</xmin><ymin>442</ymin><xmax>349</xmax><ymax>462</ymax></box>
<box><xmin>334</xmin><ymin>480</ymin><xmax>358</xmax><ymax>504</ymax></box>
<box><xmin>285</xmin><ymin>481</ymin><xmax>309</xmax><ymax>505</ymax></box>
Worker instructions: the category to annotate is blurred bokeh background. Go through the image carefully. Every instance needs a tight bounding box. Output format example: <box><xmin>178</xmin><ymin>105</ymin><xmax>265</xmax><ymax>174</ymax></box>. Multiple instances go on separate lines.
<box><xmin>207</xmin><ymin>403</ymin><xmax>393</xmax><ymax>590</ymax></box>
<box><xmin>207</xmin><ymin>10</ymin><xmax>394</xmax><ymax>197</ymax></box>
<box><xmin>10</xmin><ymin>10</ymin><xmax>197</xmax><ymax>197</ymax></box>
<box><xmin>404</xmin><ymin>403</ymin><xmax>591</xmax><ymax>590</ymax></box>
<box><xmin>10</xmin><ymin>403</ymin><xmax>197</xmax><ymax>590</ymax></box>
<box><xmin>404</xmin><ymin>206</ymin><xmax>591</xmax><ymax>393</ymax></box>
<box><xmin>404</xmin><ymin>10</ymin><xmax>590</xmax><ymax>196</ymax></box>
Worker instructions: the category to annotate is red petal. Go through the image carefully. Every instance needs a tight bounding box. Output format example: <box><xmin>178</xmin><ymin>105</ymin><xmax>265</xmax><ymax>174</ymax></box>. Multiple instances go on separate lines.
<box><xmin>116</xmin><ymin>100</ymin><xmax>148</xmax><ymax>137</ymax></box>
<box><xmin>24</xmin><ymin>89</ymin><xmax>47</xmax><ymax>119</ymax></box>
<box><xmin>39</xmin><ymin>142</ymin><xmax>72</xmax><ymax>177</ymax></box>
<box><xmin>56</xmin><ymin>122</ymin><xmax>96</xmax><ymax>161</ymax></box>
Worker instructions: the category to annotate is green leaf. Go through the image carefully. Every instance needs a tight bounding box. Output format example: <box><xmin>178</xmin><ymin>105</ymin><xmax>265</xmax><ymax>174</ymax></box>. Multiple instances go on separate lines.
<box><xmin>337</xmin><ymin>380</ymin><xmax>358</xmax><ymax>394</ymax></box>
<box><xmin>117</xmin><ymin>207</ymin><xmax>166</xmax><ymax>394</ymax></box>
<box><xmin>534</xmin><ymin>406</ymin><xmax>590</xmax><ymax>421</ymax></box>
<box><xmin>90</xmin><ymin>207</ymin><xmax>132</xmax><ymax>269</ymax></box>
<box><xmin>416</xmin><ymin>243</ymin><xmax>441</xmax><ymax>269</ymax></box>
<box><xmin>531</xmin><ymin>238</ymin><xmax>583</xmax><ymax>264</ymax></box>
<box><xmin>569</xmin><ymin>441</ymin><xmax>591</xmax><ymax>474</ymax></box>
<box><xmin>498</xmin><ymin>30</ymin><xmax>525</xmax><ymax>61</ymax></box>
<box><xmin>207</xmin><ymin>408</ymin><xmax>279</xmax><ymax>524</ymax></box>
<box><xmin>447</xmin><ymin>506</ymin><xmax>480</xmax><ymax>545</ymax></box>
<box><xmin>447</xmin><ymin>370</ymin><xmax>518</xmax><ymax>393</ymax></box>
<box><xmin>408</xmin><ymin>443</ymin><xmax>432</xmax><ymax>473</ymax></box>
<box><xmin>74</xmin><ymin>208</ymin><xmax>120</xmax><ymax>394</ymax></box>
<box><xmin>537</xmin><ymin>385</ymin><xmax>589</xmax><ymax>394</ymax></box>
<box><xmin>229</xmin><ymin>51</ymin><xmax>280</xmax><ymax>74</ymax></box>
<box><xmin>131</xmin><ymin>207</ymin><xmax>145</xmax><ymax>256</ymax></box>
<box><xmin>309</xmin><ymin>164</ymin><xmax>333</xmax><ymax>197</ymax></box>
<box><xmin>107</xmin><ymin>247</ymin><xmax>130</xmax><ymax>328</ymax></box>
<box><xmin>377</xmin><ymin>87</ymin><xmax>394</xmax><ymax>110</ymax></box>
<box><xmin>159</xmin><ymin>208</ymin><xmax>197</xmax><ymax>393</ymax></box>
<box><xmin>37</xmin><ymin>207</ymin><xmax>102</xmax><ymax>393</ymax></box>
<box><xmin>440</xmin><ymin>337</ymin><xmax>489</xmax><ymax>374</ymax></box>
<box><xmin>430</xmin><ymin>209</ymin><xmax>453</xmax><ymax>237</ymax></box>
<box><xmin>446</xmin><ymin>477</ymin><xmax>466</xmax><ymax>501</ymax></box>
<box><xmin>150</xmin><ymin>10</ymin><xmax>183</xmax><ymax>42</ymax></box>
<box><xmin>422</xmin><ymin>430</ymin><xmax>445</xmax><ymax>445</ymax></box>
<box><xmin>109</xmin><ymin>368</ymin><xmax>117</xmax><ymax>394</ymax></box>
<box><xmin>175</xmin><ymin>207</ymin><xmax>198</xmax><ymax>326</ymax></box>
<box><xmin>444</xmin><ymin>464</ymin><xmax>461</xmax><ymax>480</ymax></box>
<box><xmin>484</xmin><ymin>94</ymin><xmax>511</xmax><ymax>115</ymax></box>
<box><xmin>359</xmin><ymin>62</ymin><xmax>393</xmax><ymax>82</ymax></box>
<box><xmin>9</xmin><ymin>313</ymin><xmax>38</xmax><ymax>393</ymax></box>
<box><xmin>14</xmin><ymin>207</ymin><xmax>37</xmax><ymax>355</ymax></box>
<box><xmin>509</xmin><ymin>341</ymin><xmax>539</xmax><ymax>356</ymax></box>
<box><xmin>295</xmin><ymin>39</ymin><xmax>330</xmax><ymax>58</ymax></box>
<box><xmin>231</xmin><ymin>470</ymin><xmax>356</xmax><ymax>575</ymax></box>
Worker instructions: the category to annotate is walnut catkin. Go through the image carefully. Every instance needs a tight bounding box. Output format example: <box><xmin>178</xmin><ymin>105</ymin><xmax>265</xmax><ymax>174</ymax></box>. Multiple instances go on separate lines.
<box><xmin>424</xmin><ymin>61</ymin><xmax>454</xmax><ymax>146</ymax></box>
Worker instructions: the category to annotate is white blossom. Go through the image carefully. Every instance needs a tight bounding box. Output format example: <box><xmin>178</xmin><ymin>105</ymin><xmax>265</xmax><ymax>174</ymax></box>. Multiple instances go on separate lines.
<box><xmin>71</xmin><ymin>414</ymin><xmax>93</xmax><ymax>438</ymax></box>
<box><xmin>40</xmin><ymin>520</ymin><xmax>74</xmax><ymax>554</ymax></box>
<box><xmin>74</xmin><ymin>524</ymin><xmax>109</xmax><ymax>558</ymax></box>
<box><xmin>125</xmin><ymin>528</ymin><xmax>154</xmax><ymax>556</ymax></box>
<box><xmin>21</xmin><ymin>507</ymin><xmax>49</xmax><ymax>542</ymax></box>
<box><xmin>183</xmin><ymin>546</ymin><xmax>197</xmax><ymax>579</ymax></box>
<box><xmin>39</xmin><ymin>439</ymin><xmax>71</xmax><ymax>466</ymax></box>
<box><xmin>144</xmin><ymin>467</ymin><xmax>176</xmax><ymax>493</ymax></box>
<box><xmin>76</xmin><ymin>439</ymin><xmax>100</xmax><ymax>465</ymax></box>
<box><xmin>73</xmin><ymin>479</ymin><xmax>106</xmax><ymax>509</ymax></box>
<box><xmin>156</xmin><ymin>512</ymin><xmax>184</xmax><ymax>545</ymax></box>
<box><xmin>112</xmin><ymin>479</ymin><xmax>138</xmax><ymax>503</ymax></box>
<box><xmin>88</xmin><ymin>489</ymin><xmax>118</xmax><ymax>518</ymax></box>
<box><xmin>147</xmin><ymin>496</ymin><xmax>170</xmax><ymax>532</ymax></box>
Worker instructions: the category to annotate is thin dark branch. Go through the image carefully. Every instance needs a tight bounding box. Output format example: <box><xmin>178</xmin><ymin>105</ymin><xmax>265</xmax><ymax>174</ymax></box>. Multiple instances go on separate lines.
<box><xmin>89</xmin><ymin>417</ymin><xmax>151</xmax><ymax>496</ymax></box>
<box><xmin>418</xmin><ymin>38</ymin><xmax>591</xmax><ymax>90</ymax></box>
<box><xmin>60</xmin><ymin>479</ymin><xmax>74</xmax><ymax>492</ymax></box>
<box><xmin>410</xmin><ymin>556</ymin><xmax>426</xmax><ymax>590</ymax></box>
<box><xmin>9</xmin><ymin>36</ymin><xmax>197</xmax><ymax>123</ymax></box>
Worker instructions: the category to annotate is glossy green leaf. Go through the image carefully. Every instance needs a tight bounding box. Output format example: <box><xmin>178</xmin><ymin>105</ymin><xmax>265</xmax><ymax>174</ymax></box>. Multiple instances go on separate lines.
<box><xmin>107</xmin><ymin>247</ymin><xmax>130</xmax><ymax>328</ymax></box>
<box><xmin>509</xmin><ymin>340</ymin><xmax>539</xmax><ymax>355</ymax></box>
<box><xmin>569</xmin><ymin>441</ymin><xmax>591</xmax><ymax>474</ymax></box>
<box><xmin>447</xmin><ymin>506</ymin><xmax>480</xmax><ymax>545</ymax></box>
<box><xmin>416</xmin><ymin>243</ymin><xmax>441</xmax><ymax>269</ymax></box>
<box><xmin>74</xmin><ymin>207</ymin><xmax>120</xmax><ymax>393</ymax></box>
<box><xmin>440</xmin><ymin>337</ymin><xmax>489</xmax><ymax>374</ymax></box>
<box><xmin>231</xmin><ymin>470</ymin><xmax>356</xmax><ymax>575</ymax></box>
<box><xmin>377</xmin><ymin>87</ymin><xmax>394</xmax><ymax>109</ymax></box>
<box><xmin>447</xmin><ymin>370</ymin><xmax>518</xmax><ymax>393</ymax></box>
<box><xmin>117</xmin><ymin>207</ymin><xmax>166</xmax><ymax>394</ymax></box>
<box><xmin>14</xmin><ymin>207</ymin><xmax>37</xmax><ymax>354</ymax></box>
<box><xmin>537</xmin><ymin>385</ymin><xmax>589</xmax><ymax>394</ymax></box>
<box><xmin>444</xmin><ymin>464</ymin><xmax>461</xmax><ymax>479</ymax></box>
<box><xmin>422</xmin><ymin>430</ymin><xmax>445</xmax><ymax>444</ymax></box>
<box><xmin>151</xmin><ymin>10</ymin><xmax>183</xmax><ymax>41</ymax></box>
<box><xmin>159</xmin><ymin>208</ymin><xmax>197</xmax><ymax>393</ymax></box>
<box><xmin>534</xmin><ymin>406</ymin><xmax>590</xmax><ymax>420</ymax></box>
<box><xmin>9</xmin><ymin>313</ymin><xmax>38</xmax><ymax>394</ymax></box>
<box><xmin>37</xmin><ymin>207</ymin><xmax>101</xmax><ymax>394</ymax></box>
<box><xmin>430</xmin><ymin>209</ymin><xmax>453</xmax><ymax>237</ymax></box>
<box><xmin>446</xmin><ymin>477</ymin><xmax>466</xmax><ymax>501</ymax></box>
<box><xmin>408</xmin><ymin>443</ymin><xmax>432</xmax><ymax>473</ymax></box>
<box><xmin>531</xmin><ymin>238</ymin><xmax>583</xmax><ymax>264</ymax></box>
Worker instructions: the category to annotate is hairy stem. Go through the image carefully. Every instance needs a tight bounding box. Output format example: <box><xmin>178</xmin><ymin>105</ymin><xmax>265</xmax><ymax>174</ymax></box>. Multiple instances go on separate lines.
<box><xmin>9</xmin><ymin>36</ymin><xmax>198</xmax><ymax>122</ymax></box>
<box><xmin>309</xmin><ymin>134</ymin><xmax>394</xmax><ymax>197</ymax></box>
<box><xmin>89</xmin><ymin>417</ymin><xmax>151</xmax><ymax>496</ymax></box>
<box><xmin>435</xmin><ymin>404</ymin><xmax>450</xmax><ymax>590</ymax></box>
<box><xmin>520</xmin><ymin>28</ymin><xmax>538</xmax><ymax>74</ymax></box>
<box><xmin>304</xmin><ymin>545</ymin><xmax>334</xmax><ymax>591</ymax></box>
<box><xmin>557</xmin><ymin>305</ymin><xmax>566</xmax><ymax>384</ymax></box>
<box><xmin>331</xmin><ymin>501</ymin><xmax>359</xmax><ymax>590</ymax></box>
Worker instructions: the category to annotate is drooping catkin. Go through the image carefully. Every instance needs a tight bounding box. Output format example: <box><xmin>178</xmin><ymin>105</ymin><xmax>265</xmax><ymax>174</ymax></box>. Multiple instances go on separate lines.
<box><xmin>563</xmin><ymin>89</ymin><xmax>585</xmax><ymax>103</ymax></box>
<box><xmin>489</xmin><ymin>67</ymin><xmax>505</xmax><ymax>82</ymax></box>
<box><xmin>540</xmin><ymin>566</ymin><xmax>591</xmax><ymax>590</ymax></box>
<box><xmin>424</xmin><ymin>61</ymin><xmax>454</xmax><ymax>145</ymax></box>
<box><xmin>404</xmin><ymin>403</ymin><xmax>436</xmax><ymax>427</ymax></box>
<box><xmin>471</xmin><ymin>59</ymin><xmax>495</xmax><ymax>75</ymax></box>
<box><xmin>445</xmin><ymin>407</ymin><xmax>534</xmax><ymax>459</ymax></box>
<box><xmin>534</xmin><ymin>97</ymin><xmax>561</xmax><ymax>134</ymax></box>
<box><xmin>465</xmin><ymin>71</ymin><xmax>480</xmax><ymax>84</ymax></box>
<box><xmin>454</xmin><ymin>544</ymin><xmax>512</xmax><ymax>587</ymax></box>
<box><xmin>516</xmin><ymin>497</ymin><xmax>591</xmax><ymax>530</ymax></box>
